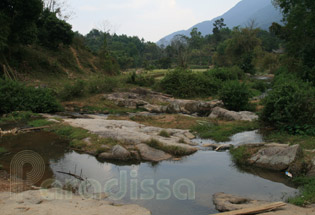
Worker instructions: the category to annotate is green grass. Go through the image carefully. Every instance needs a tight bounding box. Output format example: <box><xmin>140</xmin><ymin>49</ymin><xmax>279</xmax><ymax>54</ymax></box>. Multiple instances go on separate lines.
<box><xmin>159</xmin><ymin>130</ymin><xmax>171</xmax><ymax>138</ymax></box>
<box><xmin>0</xmin><ymin>111</ymin><xmax>38</xmax><ymax>124</ymax></box>
<box><xmin>288</xmin><ymin>177</ymin><xmax>315</xmax><ymax>206</ymax></box>
<box><xmin>47</xmin><ymin>124</ymin><xmax>119</xmax><ymax>152</ymax></box>
<box><xmin>146</xmin><ymin>139</ymin><xmax>191</xmax><ymax>156</ymax></box>
<box><xmin>263</xmin><ymin>131</ymin><xmax>315</xmax><ymax>150</ymax></box>
<box><xmin>28</xmin><ymin>119</ymin><xmax>55</xmax><ymax>127</ymax></box>
<box><xmin>229</xmin><ymin>145</ymin><xmax>260</xmax><ymax>165</ymax></box>
<box><xmin>191</xmin><ymin>120</ymin><xmax>259</xmax><ymax>142</ymax></box>
<box><xmin>0</xmin><ymin>147</ymin><xmax>8</xmax><ymax>154</ymax></box>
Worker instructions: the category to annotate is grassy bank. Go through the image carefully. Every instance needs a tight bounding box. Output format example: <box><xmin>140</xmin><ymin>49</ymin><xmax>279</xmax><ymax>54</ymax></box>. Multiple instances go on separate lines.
<box><xmin>192</xmin><ymin>120</ymin><xmax>259</xmax><ymax>142</ymax></box>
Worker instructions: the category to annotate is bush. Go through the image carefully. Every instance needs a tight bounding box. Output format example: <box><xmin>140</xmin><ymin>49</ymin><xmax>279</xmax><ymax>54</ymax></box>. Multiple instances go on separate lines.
<box><xmin>59</xmin><ymin>80</ymin><xmax>86</xmax><ymax>101</ymax></box>
<box><xmin>0</xmin><ymin>79</ymin><xmax>61</xmax><ymax>114</ymax></box>
<box><xmin>87</xmin><ymin>76</ymin><xmax>119</xmax><ymax>94</ymax></box>
<box><xmin>251</xmin><ymin>80</ymin><xmax>269</xmax><ymax>93</ymax></box>
<box><xmin>261</xmin><ymin>75</ymin><xmax>315</xmax><ymax>135</ymax></box>
<box><xmin>159</xmin><ymin>69</ymin><xmax>220</xmax><ymax>98</ymax></box>
<box><xmin>126</xmin><ymin>72</ymin><xmax>155</xmax><ymax>87</ymax></box>
<box><xmin>204</xmin><ymin>67</ymin><xmax>239</xmax><ymax>81</ymax></box>
<box><xmin>219</xmin><ymin>80</ymin><xmax>251</xmax><ymax>111</ymax></box>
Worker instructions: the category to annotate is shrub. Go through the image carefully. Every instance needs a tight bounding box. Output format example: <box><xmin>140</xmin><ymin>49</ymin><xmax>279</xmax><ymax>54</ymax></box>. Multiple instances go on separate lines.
<box><xmin>204</xmin><ymin>67</ymin><xmax>239</xmax><ymax>81</ymax></box>
<box><xmin>59</xmin><ymin>80</ymin><xmax>86</xmax><ymax>101</ymax></box>
<box><xmin>159</xmin><ymin>69</ymin><xmax>220</xmax><ymax>98</ymax></box>
<box><xmin>261</xmin><ymin>75</ymin><xmax>315</xmax><ymax>135</ymax></box>
<box><xmin>87</xmin><ymin>76</ymin><xmax>119</xmax><ymax>94</ymax></box>
<box><xmin>126</xmin><ymin>72</ymin><xmax>155</xmax><ymax>87</ymax></box>
<box><xmin>0</xmin><ymin>79</ymin><xmax>61</xmax><ymax>114</ymax></box>
<box><xmin>219</xmin><ymin>80</ymin><xmax>251</xmax><ymax>111</ymax></box>
<box><xmin>159</xmin><ymin>130</ymin><xmax>170</xmax><ymax>138</ymax></box>
<box><xmin>251</xmin><ymin>80</ymin><xmax>269</xmax><ymax>93</ymax></box>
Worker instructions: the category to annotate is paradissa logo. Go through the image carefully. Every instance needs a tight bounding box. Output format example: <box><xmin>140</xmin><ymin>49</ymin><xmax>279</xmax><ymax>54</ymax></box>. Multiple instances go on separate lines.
<box><xmin>10</xmin><ymin>150</ymin><xmax>195</xmax><ymax>201</ymax></box>
<box><xmin>100</xmin><ymin>170</ymin><xmax>195</xmax><ymax>201</ymax></box>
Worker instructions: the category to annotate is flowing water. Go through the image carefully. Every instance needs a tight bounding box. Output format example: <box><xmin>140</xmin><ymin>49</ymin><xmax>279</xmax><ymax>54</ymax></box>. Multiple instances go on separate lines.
<box><xmin>0</xmin><ymin>128</ymin><xmax>298</xmax><ymax>215</ymax></box>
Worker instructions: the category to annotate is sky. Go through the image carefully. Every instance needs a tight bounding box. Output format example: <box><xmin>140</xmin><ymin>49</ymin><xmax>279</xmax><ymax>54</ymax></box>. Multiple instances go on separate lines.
<box><xmin>67</xmin><ymin>0</ymin><xmax>242</xmax><ymax>42</ymax></box>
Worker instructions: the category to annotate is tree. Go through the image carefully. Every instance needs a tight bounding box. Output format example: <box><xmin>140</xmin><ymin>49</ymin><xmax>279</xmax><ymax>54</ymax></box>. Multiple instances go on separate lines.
<box><xmin>272</xmin><ymin>0</ymin><xmax>315</xmax><ymax>83</ymax></box>
<box><xmin>0</xmin><ymin>0</ymin><xmax>43</xmax><ymax>46</ymax></box>
<box><xmin>224</xmin><ymin>27</ymin><xmax>261</xmax><ymax>74</ymax></box>
<box><xmin>37</xmin><ymin>9</ymin><xmax>74</xmax><ymax>49</ymax></box>
<box><xmin>189</xmin><ymin>28</ymin><xmax>203</xmax><ymax>49</ymax></box>
<box><xmin>213</xmin><ymin>18</ymin><xmax>227</xmax><ymax>43</ymax></box>
<box><xmin>171</xmin><ymin>35</ymin><xmax>189</xmax><ymax>68</ymax></box>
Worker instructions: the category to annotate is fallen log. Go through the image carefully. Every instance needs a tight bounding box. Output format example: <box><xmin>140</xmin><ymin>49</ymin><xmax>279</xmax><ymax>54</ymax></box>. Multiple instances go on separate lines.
<box><xmin>215</xmin><ymin>202</ymin><xmax>286</xmax><ymax>215</ymax></box>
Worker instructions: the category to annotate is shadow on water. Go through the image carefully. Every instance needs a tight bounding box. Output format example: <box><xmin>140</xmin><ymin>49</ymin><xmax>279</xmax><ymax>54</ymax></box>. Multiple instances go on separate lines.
<box><xmin>0</xmin><ymin>130</ymin><xmax>298</xmax><ymax>215</ymax></box>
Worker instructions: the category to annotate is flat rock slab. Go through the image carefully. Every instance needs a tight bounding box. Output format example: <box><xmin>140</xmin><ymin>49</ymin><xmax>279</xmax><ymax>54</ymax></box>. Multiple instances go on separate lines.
<box><xmin>249</xmin><ymin>144</ymin><xmax>302</xmax><ymax>171</ymax></box>
<box><xmin>136</xmin><ymin>144</ymin><xmax>172</xmax><ymax>162</ymax></box>
<box><xmin>0</xmin><ymin>189</ymin><xmax>151</xmax><ymax>215</ymax></box>
<box><xmin>63</xmin><ymin>117</ymin><xmax>197</xmax><ymax>157</ymax></box>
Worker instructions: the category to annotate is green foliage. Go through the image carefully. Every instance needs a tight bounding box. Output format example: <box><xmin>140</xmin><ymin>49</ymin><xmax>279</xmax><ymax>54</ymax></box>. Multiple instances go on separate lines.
<box><xmin>263</xmin><ymin>130</ymin><xmax>315</xmax><ymax>150</ymax></box>
<box><xmin>126</xmin><ymin>72</ymin><xmax>155</xmax><ymax>87</ymax></box>
<box><xmin>28</xmin><ymin>119</ymin><xmax>55</xmax><ymax>127</ymax></box>
<box><xmin>159</xmin><ymin>130</ymin><xmax>171</xmax><ymax>138</ymax></box>
<box><xmin>219</xmin><ymin>81</ymin><xmax>251</xmax><ymax>111</ymax></box>
<box><xmin>272</xmin><ymin>0</ymin><xmax>315</xmax><ymax>83</ymax></box>
<box><xmin>0</xmin><ymin>79</ymin><xmax>61</xmax><ymax>114</ymax></box>
<box><xmin>59</xmin><ymin>80</ymin><xmax>86</xmax><ymax>101</ymax></box>
<box><xmin>87</xmin><ymin>76</ymin><xmax>119</xmax><ymax>94</ymax></box>
<box><xmin>251</xmin><ymin>80</ymin><xmax>269</xmax><ymax>93</ymax></box>
<box><xmin>288</xmin><ymin>177</ymin><xmax>315</xmax><ymax>206</ymax></box>
<box><xmin>1</xmin><ymin>0</ymin><xmax>43</xmax><ymax>46</ymax></box>
<box><xmin>37</xmin><ymin>9</ymin><xmax>74</xmax><ymax>49</ymax></box>
<box><xmin>261</xmin><ymin>74</ymin><xmax>315</xmax><ymax>135</ymax></box>
<box><xmin>204</xmin><ymin>67</ymin><xmax>240</xmax><ymax>81</ymax></box>
<box><xmin>192</xmin><ymin>120</ymin><xmax>259</xmax><ymax>142</ymax></box>
<box><xmin>160</xmin><ymin>69</ymin><xmax>220</xmax><ymax>98</ymax></box>
<box><xmin>0</xmin><ymin>147</ymin><xmax>8</xmax><ymax>154</ymax></box>
<box><xmin>0</xmin><ymin>111</ymin><xmax>36</xmax><ymax>124</ymax></box>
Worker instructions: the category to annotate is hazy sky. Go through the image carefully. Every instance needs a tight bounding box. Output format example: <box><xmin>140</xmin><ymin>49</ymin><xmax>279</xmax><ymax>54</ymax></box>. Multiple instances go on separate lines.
<box><xmin>67</xmin><ymin>0</ymin><xmax>242</xmax><ymax>42</ymax></box>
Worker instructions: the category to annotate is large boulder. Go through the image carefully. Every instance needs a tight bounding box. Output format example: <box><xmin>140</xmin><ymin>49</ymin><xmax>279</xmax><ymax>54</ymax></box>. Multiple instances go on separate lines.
<box><xmin>249</xmin><ymin>144</ymin><xmax>302</xmax><ymax>171</ymax></box>
<box><xmin>213</xmin><ymin>193</ymin><xmax>268</xmax><ymax>212</ymax></box>
<box><xmin>136</xmin><ymin>144</ymin><xmax>172</xmax><ymax>162</ymax></box>
<box><xmin>98</xmin><ymin>145</ymin><xmax>131</xmax><ymax>161</ymax></box>
<box><xmin>209</xmin><ymin>107</ymin><xmax>258</xmax><ymax>121</ymax></box>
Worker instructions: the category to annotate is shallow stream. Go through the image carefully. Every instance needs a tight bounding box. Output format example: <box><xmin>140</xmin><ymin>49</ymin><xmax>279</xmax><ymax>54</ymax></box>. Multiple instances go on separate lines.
<box><xmin>0</xmin><ymin>125</ymin><xmax>297</xmax><ymax>215</ymax></box>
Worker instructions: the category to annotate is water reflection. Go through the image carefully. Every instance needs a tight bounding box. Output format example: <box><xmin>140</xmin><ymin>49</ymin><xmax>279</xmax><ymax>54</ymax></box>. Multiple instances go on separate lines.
<box><xmin>0</xmin><ymin>131</ymin><xmax>297</xmax><ymax>215</ymax></box>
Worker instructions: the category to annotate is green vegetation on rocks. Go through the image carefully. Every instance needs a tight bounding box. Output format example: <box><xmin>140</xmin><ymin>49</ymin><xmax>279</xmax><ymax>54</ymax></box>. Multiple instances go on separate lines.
<box><xmin>192</xmin><ymin>120</ymin><xmax>259</xmax><ymax>142</ymax></box>
<box><xmin>0</xmin><ymin>79</ymin><xmax>62</xmax><ymax>114</ymax></box>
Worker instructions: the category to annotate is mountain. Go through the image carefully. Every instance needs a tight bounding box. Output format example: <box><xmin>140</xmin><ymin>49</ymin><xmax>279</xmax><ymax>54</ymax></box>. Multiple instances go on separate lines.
<box><xmin>157</xmin><ymin>0</ymin><xmax>282</xmax><ymax>46</ymax></box>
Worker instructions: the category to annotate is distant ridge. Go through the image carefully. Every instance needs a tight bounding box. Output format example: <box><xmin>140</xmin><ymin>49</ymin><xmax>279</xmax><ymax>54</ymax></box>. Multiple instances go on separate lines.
<box><xmin>157</xmin><ymin>0</ymin><xmax>282</xmax><ymax>46</ymax></box>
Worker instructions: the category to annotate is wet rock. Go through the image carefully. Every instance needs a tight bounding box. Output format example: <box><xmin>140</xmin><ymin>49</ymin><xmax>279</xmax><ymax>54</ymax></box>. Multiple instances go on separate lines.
<box><xmin>213</xmin><ymin>192</ymin><xmax>268</xmax><ymax>212</ymax></box>
<box><xmin>136</xmin><ymin>144</ymin><xmax>172</xmax><ymax>162</ymax></box>
<box><xmin>249</xmin><ymin>144</ymin><xmax>302</xmax><ymax>171</ymax></box>
<box><xmin>98</xmin><ymin>145</ymin><xmax>131</xmax><ymax>161</ymax></box>
<box><xmin>209</xmin><ymin>107</ymin><xmax>258</xmax><ymax>121</ymax></box>
<box><xmin>213</xmin><ymin>192</ymin><xmax>315</xmax><ymax>215</ymax></box>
